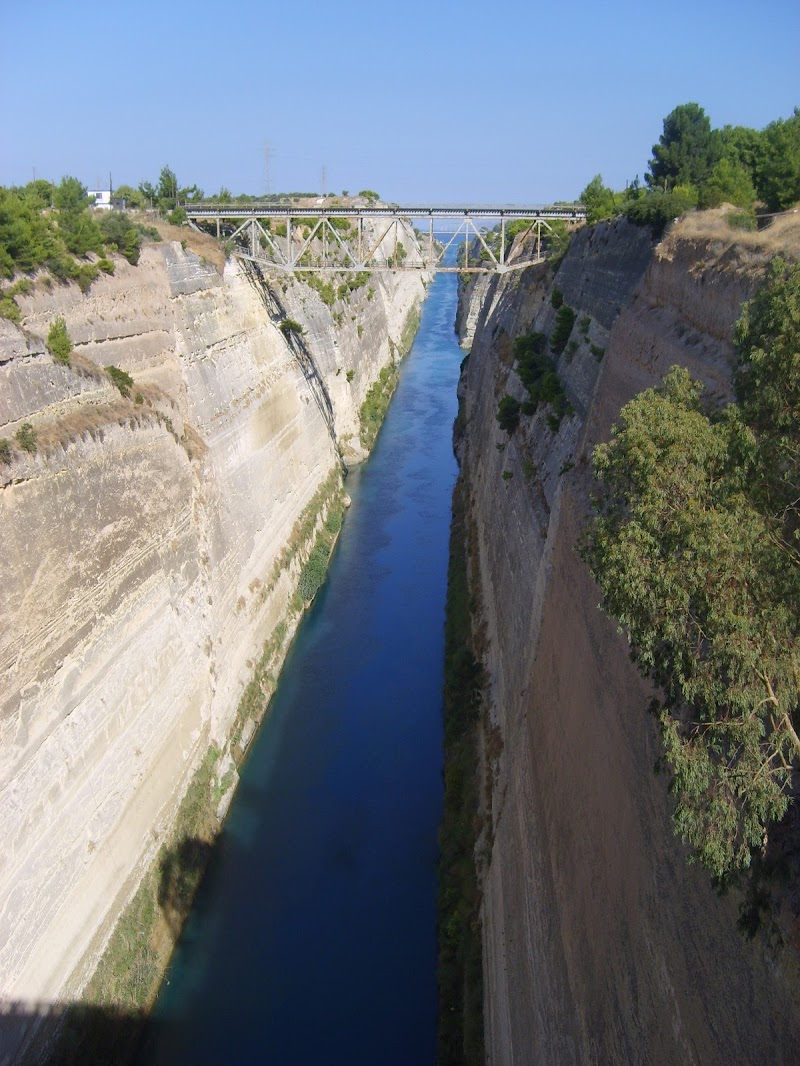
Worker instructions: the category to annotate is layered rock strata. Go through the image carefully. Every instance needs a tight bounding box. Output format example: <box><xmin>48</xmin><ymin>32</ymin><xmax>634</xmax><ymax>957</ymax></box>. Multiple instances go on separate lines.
<box><xmin>0</xmin><ymin>232</ymin><xmax>425</xmax><ymax>1057</ymax></box>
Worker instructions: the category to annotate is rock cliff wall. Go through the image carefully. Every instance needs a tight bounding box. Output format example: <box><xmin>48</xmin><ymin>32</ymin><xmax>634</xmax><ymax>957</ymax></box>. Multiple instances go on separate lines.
<box><xmin>0</xmin><ymin>231</ymin><xmax>426</xmax><ymax>1050</ymax></box>
<box><xmin>455</xmin><ymin>212</ymin><xmax>800</xmax><ymax>1064</ymax></box>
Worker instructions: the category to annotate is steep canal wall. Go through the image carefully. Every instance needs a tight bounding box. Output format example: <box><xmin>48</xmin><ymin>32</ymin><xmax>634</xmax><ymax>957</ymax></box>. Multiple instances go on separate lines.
<box><xmin>454</xmin><ymin>210</ymin><xmax>800</xmax><ymax>1064</ymax></box>
<box><xmin>0</xmin><ymin>222</ymin><xmax>427</xmax><ymax>1061</ymax></box>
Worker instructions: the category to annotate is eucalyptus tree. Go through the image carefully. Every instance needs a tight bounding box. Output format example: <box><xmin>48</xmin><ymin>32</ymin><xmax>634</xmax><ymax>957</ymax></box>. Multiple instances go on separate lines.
<box><xmin>581</xmin><ymin>260</ymin><xmax>800</xmax><ymax>878</ymax></box>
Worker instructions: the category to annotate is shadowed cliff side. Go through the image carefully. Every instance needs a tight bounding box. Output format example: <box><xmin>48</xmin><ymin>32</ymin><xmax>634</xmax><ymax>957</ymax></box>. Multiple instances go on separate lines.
<box><xmin>455</xmin><ymin>211</ymin><xmax>800</xmax><ymax>1064</ymax></box>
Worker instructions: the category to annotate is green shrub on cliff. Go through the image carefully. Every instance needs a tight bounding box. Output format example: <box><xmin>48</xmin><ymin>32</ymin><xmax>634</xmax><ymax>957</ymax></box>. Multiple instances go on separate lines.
<box><xmin>47</xmin><ymin>316</ymin><xmax>73</xmax><ymax>365</ymax></box>
<box><xmin>550</xmin><ymin>304</ymin><xmax>577</xmax><ymax>355</ymax></box>
<box><xmin>106</xmin><ymin>364</ymin><xmax>134</xmax><ymax>396</ymax></box>
<box><xmin>0</xmin><ymin>439</ymin><xmax>12</xmax><ymax>463</ymax></box>
<box><xmin>15</xmin><ymin>423</ymin><xmax>37</xmax><ymax>453</ymax></box>
<box><xmin>279</xmin><ymin>317</ymin><xmax>305</xmax><ymax>337</ymax></box>
<box><xmin>359</xmin><ymin>362</ymin><xmax>399</xmax><ymax>449</ymax></box>
<box><xmin>580</xmin><ymin>260</ymin><xmax>800</xmax><ymax>878</ymax></box>
<box><xmin>98</xmin><ymin>212</ymin><xmax>142</xmax><ymax>265</ymax></box>
<box><xmin>496</xmin><ymin>395</ymin><xmax>521</xmax><ymax>434</ymax></box>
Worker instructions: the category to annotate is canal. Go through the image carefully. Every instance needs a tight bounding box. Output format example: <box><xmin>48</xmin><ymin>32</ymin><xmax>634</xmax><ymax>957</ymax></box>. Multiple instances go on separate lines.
<box><xmin>141</xmin><ymin>269</ymin><xmax>463</xmax><ymax>1065</ymax></box>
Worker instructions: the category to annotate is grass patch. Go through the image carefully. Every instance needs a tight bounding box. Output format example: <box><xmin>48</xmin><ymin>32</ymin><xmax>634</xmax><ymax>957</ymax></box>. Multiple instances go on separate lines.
<box><xmin>359</xmin><ymin>362</ymin><xmax>399</xmax><ymax>450</ymax></box>
<box><xmin>270</xmin><ymin>467</ymin><xmax>344</xmax><ymax>589</ymax></box>
<box><xmin>398</xmin><ymin>300</ymin><xmax>421</xmax><ymax>356</ymax></box>
<box><xmin>438</xmin><ymin>476</ymin><xmax>485</xmax><ymax>1066</ymax></box>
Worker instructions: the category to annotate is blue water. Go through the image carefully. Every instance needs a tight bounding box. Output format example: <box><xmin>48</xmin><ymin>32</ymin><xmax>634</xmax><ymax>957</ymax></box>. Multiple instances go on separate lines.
<box><xmin>141</xmin><ymin>271</ymin><xmax>462</xmax><ymax>1066</ymax></box>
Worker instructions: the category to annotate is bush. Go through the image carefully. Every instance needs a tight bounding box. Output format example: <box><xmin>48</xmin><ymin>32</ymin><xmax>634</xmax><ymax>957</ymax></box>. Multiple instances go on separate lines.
<box><xmin>550</xmin><ymin>305</ymin><xmax>577</xmax><ymax>355</ymax></box>
<box><xmin>47</xmin><ymin>316</ymin><xmax>73</xmax><ymax>365</ymax></box>
<box><xmin>297</xmin><ymin>537</ymin><xmax>332</xmax><ymax>602</ymax></box>
<box><xmin>551</xmin><ymin>288</ymin><xmax>564</xmax><ymax>309</ymax></box>
<box><xmin>16</xmin><ymin>422</ymin><xmax>37</xmax><ymax>453</ymax></box>
<box><xmin>0</xmin><ymin>438</ymin><xmax>12</xmax><ymax>463</ymax></box>
<box><xmin>728</xmin><ymin>211</ymin><xmax>757</xmax><ymax>231</ymax></box>
<box><xmin>106</xmin><ymin>365</ymin><xmax>134</xmax><ymax>396</ymax></box>
<box><xmin>496</xmin><ymin>395</ymin><xmax>521</xmax><ymax>434</ymax></box>
<box><xmin>0</xmin><ymin>294</ymin><xmax>20</xmax><ymax>322</ymax></box>
<box><xmin>346</xmin><ymin>369</ymin><xmax>355</xmax><ymax>382</ymax></box>
<box><xmin>98</xmin><ymin>213</ymin><xmax>142</xmax><ymax>265</ymax></box>
<box><xmin>97</xmin><ymin>257</ymin><xmax>115</xmax><ymax>274</ymax></box>
<box><xmin>76</xmin><ymin>263</ymin><xmax>99</xmax><ymax>294</ymax></box>
<box><xmin>279</xmin><ymin>318</ymin><xmax>304</xmax><ymax>337</ymax></box>
<box><xmin>623</xmin><ymin>184</ymin><xmax>698</xmax><ymax>236</ymax></box>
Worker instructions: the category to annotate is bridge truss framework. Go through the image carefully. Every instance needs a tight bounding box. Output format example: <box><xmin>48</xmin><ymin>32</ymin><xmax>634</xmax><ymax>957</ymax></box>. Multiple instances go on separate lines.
<box><xmin>184</xmin><ymin>203</ymin><xmax>586</xmax><ymax>274</ymax></box>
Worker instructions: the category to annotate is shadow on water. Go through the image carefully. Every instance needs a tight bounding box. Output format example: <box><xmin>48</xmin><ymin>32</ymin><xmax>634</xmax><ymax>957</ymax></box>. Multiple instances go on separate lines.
<box><xmin>0</xmin><ymin>835</ymin><xmax>218</xmax><ymax>1065</ymax></box>
<box><xmin>157</xmin><ymin>837</ymin><xmax>214</xmax><ymax>940</ymax></box>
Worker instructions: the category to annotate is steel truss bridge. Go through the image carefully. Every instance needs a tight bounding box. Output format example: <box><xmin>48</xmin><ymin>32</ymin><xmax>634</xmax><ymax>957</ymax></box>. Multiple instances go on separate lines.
<box><xmin>184</xmin><ymin>203</ymin><xmax>587</xmax><ymax>274</ymax></box>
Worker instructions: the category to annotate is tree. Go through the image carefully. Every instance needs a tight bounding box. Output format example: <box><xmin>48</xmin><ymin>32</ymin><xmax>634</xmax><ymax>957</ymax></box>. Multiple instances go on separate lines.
<box><xmin>580</xmin><ymin>174</ymin><xmax>623</xmax><ymax>223</ymax></box>
<box><xmin>113</xmin><ymin>184</ymin><xmax>145</xmax><ymax>209</ymax></box>
<box><xmin>699</xmin><ymin>157</ymin><xmax>756</xmax><ymax>209</ymax></box>
<box><xmin>580</xmin><ymin>263</ymin><xmax>800</xmax><ymax>878</ymax></box>
<box><xmin>757</xmin><ymin>109</ymin><xmax>800</xmax><ymax>211</ymax></box>
<box><xmin>138</xmin><ymin>181</ymin><xmax>157</xmax><ymax>204</ymax></box>
<box><xmin>157</xmin><ymin>166</ymin><xmax>178</xmax><ymax>205</ymax></box>
<box><xmin>358</xmin><ymin>189</ymin><xmax>380</xmax><ymax>203</ymax></box>
<box><xmin>734</xmin><ymin>257</ymin><xmax>800</xmax><ymax>535</ymax></box>
<box><xmin>179</xmin><ymin>183</ymin><xmax>204</xmax><ymax>202</ymax></box>
<box><xmin>646</xmin><ymin>103</ymin><xmax>721</xmax><ymax>190</ymax></box>
<box><xmin>719</xmin><ymin>124</ymin><xmax>766</xmax><ymax>187</ymax></box>
<box><xmin>54</xmin><ymin>176</ymin><xmax>90</xmax><ymax>214</ymax></box>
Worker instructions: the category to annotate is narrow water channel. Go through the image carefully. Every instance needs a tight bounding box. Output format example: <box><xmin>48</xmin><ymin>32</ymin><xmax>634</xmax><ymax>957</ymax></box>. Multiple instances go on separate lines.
<box><xmin>141</xmin><ymin>270</ymin><xmax>463</xmax><ymax>1065</ymax></box>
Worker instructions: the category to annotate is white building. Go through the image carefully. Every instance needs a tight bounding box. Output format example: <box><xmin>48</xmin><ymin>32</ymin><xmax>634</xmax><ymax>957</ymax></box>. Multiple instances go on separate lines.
<box><xmin>88</xmin><ymin>189</ymin><xmax>112</xmax><ymax>210</ymax></box>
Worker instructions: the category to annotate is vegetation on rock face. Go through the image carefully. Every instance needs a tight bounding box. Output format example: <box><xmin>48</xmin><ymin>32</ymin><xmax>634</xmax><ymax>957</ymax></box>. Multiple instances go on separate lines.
<box><xmin>496</xmin><ymin>394</ymin><xmax>521</xmax><ymax>434</ymax></box>
<box><xmin>47</xmin><ymin>316</ymin><xmax>73</xmax><ymax>365</ymax></box>
<box><xmin>15</xmin><ymin>422</ymin><xmax>37</xmax><ymax>453</ymax></box>
<box><xmin>550</xmin><ymin>304</ymin><xmax>577</xmax><ymax>356</ymax></box>
<box><xmin>359</xmin><ymin>362</ymin><xmax>399</xmax><ymax>450</ymax></box>
<box><xmin>512</xmin><ymin>332</ymin><xmax>573</xmax><ymax>428</ymax></box>
<box><xmin>279</xmin><ymin>317</ymin><xmax>304</xmax><ymax>337</ymax></box>
<box><xmin>106</xmin><ymin>365</ymin><xmax>135</xmax><ymax>397</ymax></box>
<box><xmin>581</xmin><ymin>260</ymin><xmax>800</xmax><ymax>878</ymax></box>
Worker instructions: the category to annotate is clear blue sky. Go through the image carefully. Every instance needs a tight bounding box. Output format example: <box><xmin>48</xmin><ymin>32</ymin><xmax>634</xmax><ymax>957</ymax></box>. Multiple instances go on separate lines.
<box><xmin>1</xmin><ymin>0</ymin><xmax>797</xmax><ymax>203</ymax></box>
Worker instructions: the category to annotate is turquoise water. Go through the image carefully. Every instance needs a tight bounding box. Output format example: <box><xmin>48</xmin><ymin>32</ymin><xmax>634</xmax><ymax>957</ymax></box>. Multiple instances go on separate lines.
<box><xmin>141</xmin><ymin>271</ymin><xmax>462</xmax><ymax>1065</ymax></box>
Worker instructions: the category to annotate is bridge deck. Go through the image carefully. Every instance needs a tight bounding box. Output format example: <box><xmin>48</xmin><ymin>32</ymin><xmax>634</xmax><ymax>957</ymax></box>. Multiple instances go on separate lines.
<box><xmin>185</xmin><ymin>203</ymin><xmax>585</xmax><ymax>221</ymax></box>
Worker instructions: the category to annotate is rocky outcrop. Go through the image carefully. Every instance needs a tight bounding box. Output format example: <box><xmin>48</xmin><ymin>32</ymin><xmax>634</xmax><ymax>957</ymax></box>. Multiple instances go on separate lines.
<box><xmin>0</xmin><ymin>231</ymin><xmax>426</xmax><ymax>1053</ymax></box>
<box><xmin>456</xmin><ymin>211</ymin><xmax>800</xmax><ymax>1064</ymax></box>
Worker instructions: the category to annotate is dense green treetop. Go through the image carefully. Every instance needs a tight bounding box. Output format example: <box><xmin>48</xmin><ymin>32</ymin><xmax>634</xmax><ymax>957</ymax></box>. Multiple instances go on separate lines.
<box><xmin>646</xmin><ymin>103</ymin><xmax>722</xmax><ymax>190</ymax></box>
<box><xmin>581</xmin><ymin>261</ymin><xmax>800</xmax><ymax>878</ymax></box>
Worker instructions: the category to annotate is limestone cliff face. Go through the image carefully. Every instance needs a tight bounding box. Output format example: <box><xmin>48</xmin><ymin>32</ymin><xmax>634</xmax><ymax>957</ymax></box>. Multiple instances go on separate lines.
<box><xmin>0</xmin><ymin>235</ymin><xmax>426</xmax><ymax>1024</ymax></box>
<box><xmin>456</xmin><ymin>213</ymin><xmax>800</xmax><ymax>1064</ymax></box>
